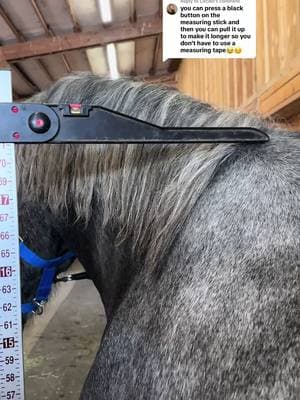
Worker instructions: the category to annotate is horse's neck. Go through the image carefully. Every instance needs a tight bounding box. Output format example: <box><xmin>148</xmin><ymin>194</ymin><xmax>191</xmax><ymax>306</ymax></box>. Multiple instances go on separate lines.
<box><xmin>64</xmin><ymin>211</ymin><xmax>141</xmax><ymax>318</ymax></box>
<box><xmin>64</xmin><ymin>143</ymin><xmax>224</xmax><ymax>317</ymax></box>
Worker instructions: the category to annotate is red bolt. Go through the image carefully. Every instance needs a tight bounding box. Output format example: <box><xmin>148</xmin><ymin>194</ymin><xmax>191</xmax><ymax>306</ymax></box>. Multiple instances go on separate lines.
<box><xmin>12</xmin><ymin>132</ymin><xmax>20</xmax><ymax>139</ymax></box>
<box><xmin>11</xmin><ymin>106</ymin><xmax>19</xmax><ymax>113</ymax></box>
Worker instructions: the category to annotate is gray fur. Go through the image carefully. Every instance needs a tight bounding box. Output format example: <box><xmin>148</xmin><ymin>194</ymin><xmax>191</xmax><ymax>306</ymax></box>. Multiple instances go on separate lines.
<box><xmin>18</xmin><ymin>73</ymin><xmax>300</xmax><ymax>399</ymax></box>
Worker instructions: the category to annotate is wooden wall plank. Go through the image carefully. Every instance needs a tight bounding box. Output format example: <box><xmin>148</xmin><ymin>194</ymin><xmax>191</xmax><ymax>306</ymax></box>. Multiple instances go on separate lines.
<box><xmin>176</xmin><ymin>0</ymin><xmax>300</xmax><ymax>123</ymax></box>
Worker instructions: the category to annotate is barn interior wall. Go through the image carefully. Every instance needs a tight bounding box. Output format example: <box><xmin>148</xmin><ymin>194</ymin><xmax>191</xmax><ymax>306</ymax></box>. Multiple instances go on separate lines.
<box><xmin>176</xmin><ymin>0</ymin><xmax>300</xmax><ymax>130</ymax></box>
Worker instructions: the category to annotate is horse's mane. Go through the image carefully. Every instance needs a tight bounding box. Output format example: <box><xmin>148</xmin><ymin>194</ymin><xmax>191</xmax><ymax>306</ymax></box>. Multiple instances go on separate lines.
<box><xmin>17</xmin><ymin>73</ymin><xmax>278</xmax><ymax>268</ymax></box>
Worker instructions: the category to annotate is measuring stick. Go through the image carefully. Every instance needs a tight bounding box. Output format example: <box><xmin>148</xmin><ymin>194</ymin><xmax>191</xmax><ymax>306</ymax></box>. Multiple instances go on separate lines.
<box><xmin>0</xmin><ymin>70</ymin><xmax>25</xmax><ymax>399</ymax></box>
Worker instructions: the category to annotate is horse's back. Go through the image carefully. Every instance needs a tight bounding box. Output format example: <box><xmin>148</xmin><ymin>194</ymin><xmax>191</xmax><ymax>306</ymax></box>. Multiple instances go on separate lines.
<box><xmin>82</xmin><ymin>133</ymin><xmax>300</xmax><ymax>400</ymax></box>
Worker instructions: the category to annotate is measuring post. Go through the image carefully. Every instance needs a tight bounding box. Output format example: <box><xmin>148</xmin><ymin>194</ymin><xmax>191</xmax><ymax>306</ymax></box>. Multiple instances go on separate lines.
<box><xmin>0</xmin><ymin>70</ymin><xmax>25</xmax><ymax>399</ymax></box>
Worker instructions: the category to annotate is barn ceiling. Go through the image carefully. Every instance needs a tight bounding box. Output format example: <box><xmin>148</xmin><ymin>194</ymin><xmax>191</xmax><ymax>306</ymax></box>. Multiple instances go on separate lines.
<box><xmin>0</xmin><ymin>0</ymin><xmax>179</xmax><ymax>99</ymax></box>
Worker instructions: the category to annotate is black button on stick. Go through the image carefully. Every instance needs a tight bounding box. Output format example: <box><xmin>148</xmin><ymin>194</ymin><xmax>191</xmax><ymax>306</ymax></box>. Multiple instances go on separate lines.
<box><xmin>28</xmin><ymin>112</ymin><xmax>51</xmax><ymax>134</ymax></box>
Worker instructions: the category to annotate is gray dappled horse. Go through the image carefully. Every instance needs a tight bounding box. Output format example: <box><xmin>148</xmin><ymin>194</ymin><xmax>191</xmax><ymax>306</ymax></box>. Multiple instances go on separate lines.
<box><xmin>18</xmin><ymin>73</ymin><xmax>300</xmax><ymax>399</ymax></box>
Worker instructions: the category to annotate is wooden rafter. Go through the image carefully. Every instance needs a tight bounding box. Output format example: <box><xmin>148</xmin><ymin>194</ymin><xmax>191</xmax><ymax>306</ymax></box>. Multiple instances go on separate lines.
<box><xmin>36</xmin><ymin>59</ymin><xmax>54</xmax><ymax>82</ymax></box>
<box><xmin>130</xmin><ymin>0</ymin><xmax>138</xmax><ymax>75</ymax></box>
<box><xmin>0</xmin><ymin>4</ymin><xmax>24</xmax><ymax>41</ymax></box>
<box><xmin>30</xmin><ymin>0</ymin><xmax>52</xmax><ymax>34</ymax></box>
<box><xmin>61</xmin><ymin>54</ymin><xmax>72</xmax><ymax>73</ymax></box>
<box><xmin>0</xmin><ymin>3</ymin><xmax>53</xmax><ymax>84</ymax></box>
<box><xmin>0</xmin><ymin>17</ymin><xmax>162</xmax><ymax>63</ymax></box>
<box><xmin>64</xmin><ymin>0</ymin><xmax>81</xmax><ymax>33</ymax></box>
<box><xmin>12</xmin><ymin>64</ymin><xmax>39</xmax><ymax>92</ymax></box>
<box><xmin>64</xmin><ymin>0</ymin><xmax>93</xmax><ymax>72</ymax></box>
<box><xmin>159</xmin><ymin>0</ymin><xmax>163</xmax><ymax>17</ymax></box>
<box><xmin>149</xmin><ymin>34</ymin><xmax>161</xmax><ymax>76</ymax></box>
<box><xmin>28</xmin><ymin>57</ymin><xmax>53</xmax><ymax>85</ymax></box>
<box><xmin>130</xmin><ymin>0</ymin><xmax>137</xmax><ymax>23</ymax></box>
<box><xmin>29</xmin><ymin>0</ymin><xmax>71</xmax><ymax>73</ymax></box>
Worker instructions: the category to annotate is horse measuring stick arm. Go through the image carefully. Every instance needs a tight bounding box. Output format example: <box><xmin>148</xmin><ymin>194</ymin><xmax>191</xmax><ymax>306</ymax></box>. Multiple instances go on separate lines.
<box><xmin>0</xmin><ymin>103</ymin><xmax>269</xmax><ymax>144</ymax></box>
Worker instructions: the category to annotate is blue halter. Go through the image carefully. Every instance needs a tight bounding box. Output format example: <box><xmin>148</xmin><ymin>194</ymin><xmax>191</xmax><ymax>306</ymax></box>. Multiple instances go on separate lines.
<box><xmin>20</xmin><ymin>241</ymin><xmax>76</xmax><ymax>314</ymax></box>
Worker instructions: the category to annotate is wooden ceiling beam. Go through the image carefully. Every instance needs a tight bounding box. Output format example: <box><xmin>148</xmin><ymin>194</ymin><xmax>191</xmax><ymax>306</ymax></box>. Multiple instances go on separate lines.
<box><xmin>61</xmin><ymin>54</ymin><xmax>72</xmax><ymax>73</ymax></box>
<box><xmin>30</xmin><ymin>0</ymin><xmax>54</xmax><ymax>36</ymax></box>
<box><xmin>11</xmin><ymin>64</ymin><xmax>39</xmax><ymax>93</ymax></box>
<box><xmin>130</xmin><ymin>0</ymin><xmax>138</xmax><ymax>76</ymax></box>
<box><xmin>149</xmin><ymin>34</ymin><xmax>161</xmax><ymax>76</ymax></box>
<box><xmin>0</xmin><ymin>2</ymin><xmax>53</xmax><ymax>84</ymax></box>
<box><xmin>130</xmin><ymin>0</ymin><xmax>137</xmax><ymax>23</ymax></box>
<box><xmin>30</xmin><ymin>0</ymin><xmax>72</xmax><ymax>74</ymax></box>
<box><xmin>0</xmin><ymin>4</ymin><xmax>25</xmax><ymax>41</ymax></box>
<box><xmin>64</xmin><ymin>0</ymin><xmax>81</xmax><ymax>33</ymax></box>
<box><xmin>159</xmin><ymin>0</ymin><xmax>163</xmax><ymax>18</ymax></box>
<box><xmin>64</xmin><ymin>0</ymin><xmax>93</xmax><ymax>73</ymax></box>
<box><xmin>0</xmin><ymin>16</ymin><xmax>162</xmax><ymax>63</ymax></box>
<box><xmin>34</xmin><ymin>59</ymin><xmax>54</xmax><ymax>82</ymax></box>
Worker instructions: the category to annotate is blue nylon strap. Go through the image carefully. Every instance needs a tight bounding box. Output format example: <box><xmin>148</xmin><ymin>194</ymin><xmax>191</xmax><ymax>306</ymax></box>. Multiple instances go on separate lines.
<box><xmin>35</xmin><ymin>267</ymin><xmax>57</xmax><ymax>300</ymax></box>
<box><xmin>20</xmin><ymin>242</ymin><xmax>76</xmax><ymax>314</ymax></box>
<box><xmin>22</xmin><ymin>303</ymin><xmax>35</xmax><ymax>314</ymax></box>
<box><xmin>20</xmin><ymin>242</ymin><xmax>76</xmax><ymax>269</ymax></box>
